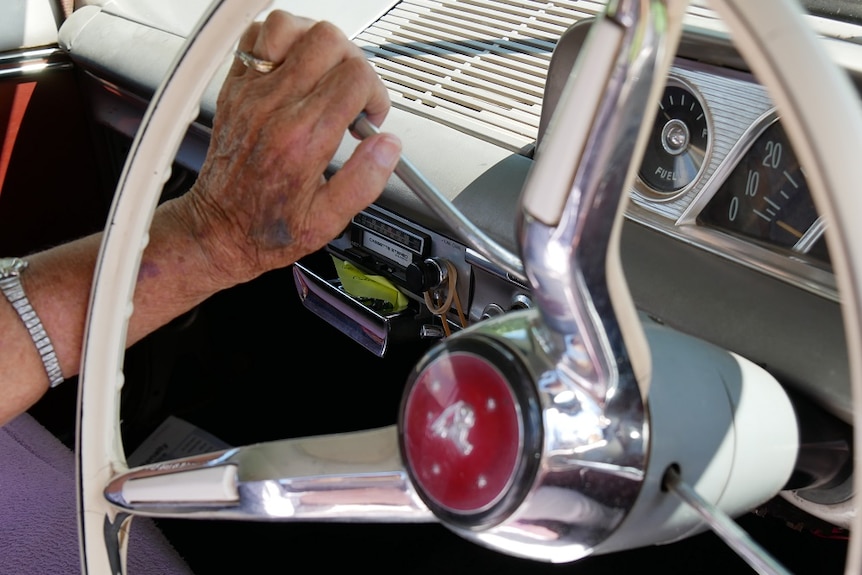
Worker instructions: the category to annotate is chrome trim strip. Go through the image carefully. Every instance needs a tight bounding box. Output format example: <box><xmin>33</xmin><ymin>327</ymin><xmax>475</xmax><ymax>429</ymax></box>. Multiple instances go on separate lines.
<box><xmin>465</xmin><ymin>247</ymin><xmax>528</xmax><ymax>289</ymax></box>
<box><xmin>678</xmin><ymin>109</ymin><xmax>780</xmax><ymax>223</ymax></box>
<box><xmin>0</xmin><ymin>46</ymin><xmax>71</xmax><ymax>79</ymax></box>
<box><xmin>796</xmin><ymin>216</ymin><xmax>827</xmax><ymax>254</ymax></box>
<box><xmin>629</xmin><ymin>203</ymin><xmax>838</xmax><ymax>301</ymax></box>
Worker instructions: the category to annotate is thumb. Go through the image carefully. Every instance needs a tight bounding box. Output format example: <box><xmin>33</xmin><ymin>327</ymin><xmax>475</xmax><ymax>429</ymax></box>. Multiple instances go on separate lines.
<box><xmin>327</xmin><ymin>132</ymin><xmax>401</xmax><ymax>211</ymax></box>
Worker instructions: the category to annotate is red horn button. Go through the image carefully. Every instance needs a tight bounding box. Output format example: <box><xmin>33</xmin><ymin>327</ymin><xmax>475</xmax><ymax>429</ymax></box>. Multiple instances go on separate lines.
<box><xmin>401</xmin><ymin>350</ymin><xmax>523</xmax><ymax>515</ymax></box>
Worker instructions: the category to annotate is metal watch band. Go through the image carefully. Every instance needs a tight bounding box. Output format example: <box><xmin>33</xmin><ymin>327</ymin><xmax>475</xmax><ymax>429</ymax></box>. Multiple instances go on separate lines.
<box><xmin>0</xmin><ymin>257</ymin><xmax>64</xmax><ymax>388</ymax></box>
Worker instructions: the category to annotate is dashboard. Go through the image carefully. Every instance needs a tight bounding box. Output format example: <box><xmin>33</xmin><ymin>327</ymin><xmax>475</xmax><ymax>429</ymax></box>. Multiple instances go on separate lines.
<box><xmin>328</xmin><ymin>2</ymin><xmax>852</xmax><ymax>421</ymax></box>
<box><xmin>349</xmin><ymin>1</ymin><xmax>842</xmax><ymax>309</ymax></box>
<box><xmin>62</xmin><ymin>0</ymin><xmax>861</xmax><ymax>529</ymax></box>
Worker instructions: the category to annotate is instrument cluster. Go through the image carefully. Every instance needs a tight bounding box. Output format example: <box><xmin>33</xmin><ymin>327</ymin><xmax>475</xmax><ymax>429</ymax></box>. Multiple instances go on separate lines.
<box><xmin>629</xmin><ymin>60</ymin><xmax>835</xmax><ymax>300</ymax></box>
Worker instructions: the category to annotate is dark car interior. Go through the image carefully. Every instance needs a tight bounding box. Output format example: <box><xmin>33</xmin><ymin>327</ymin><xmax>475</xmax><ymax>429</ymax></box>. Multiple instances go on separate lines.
<box><xmin>2</xmin><ymin>0</ymin><xmax>861</xmax><ymax>573</ymax></box>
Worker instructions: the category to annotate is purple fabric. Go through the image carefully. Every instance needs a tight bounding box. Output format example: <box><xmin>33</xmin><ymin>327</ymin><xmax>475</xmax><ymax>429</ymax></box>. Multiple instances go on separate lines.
<box><xmin>0</xmin><ymin>413</ymin><xmax>194</xmax><ymax>574</ymax></box>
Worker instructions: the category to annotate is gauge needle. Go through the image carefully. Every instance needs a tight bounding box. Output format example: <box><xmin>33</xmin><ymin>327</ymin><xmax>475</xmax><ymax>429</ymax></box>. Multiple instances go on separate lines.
<box><xmin>776</xmin><ymin>220</ymin><xmax>804</xmax><ymax>239</ymax></box>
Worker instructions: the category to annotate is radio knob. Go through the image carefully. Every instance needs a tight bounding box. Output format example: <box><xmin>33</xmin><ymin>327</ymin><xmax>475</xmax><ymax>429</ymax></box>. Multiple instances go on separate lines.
<box><xmin>510</xmin><ymin>294</ymin><xmax>532</xmax><ymax>310</ymax></box>
<box><xmin>481</xmin><ymin>303</ymin><xmax>505</xmax><ymax>320</ymax></box>
<box><xmin>406</xmin><ymin>258</ymin><xmax>448</xmax><ymax>293</ymax></box>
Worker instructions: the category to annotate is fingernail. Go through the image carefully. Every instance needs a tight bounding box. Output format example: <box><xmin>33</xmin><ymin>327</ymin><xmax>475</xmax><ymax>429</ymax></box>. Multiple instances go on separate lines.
<box><xmin>371</xmin><ymin>133</ymin><xmax>402</xmax><ymax>170</ymax></box>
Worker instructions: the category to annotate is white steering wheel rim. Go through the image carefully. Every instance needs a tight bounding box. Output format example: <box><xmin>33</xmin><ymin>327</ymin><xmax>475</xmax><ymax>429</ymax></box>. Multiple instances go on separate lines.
<box><xmin>709</xmin><ymin>3</ymin><xmax>862</xmax><ymax>563</ymax></box>
<box><xmin>76</xmin><ymin>1</ymin><xmax>273</xmax><ymax>573</ymax></box>
<box><xmin>76</xmin><ymin>0</ymin><xmax>862</xmax><ymax>574</ymax></box>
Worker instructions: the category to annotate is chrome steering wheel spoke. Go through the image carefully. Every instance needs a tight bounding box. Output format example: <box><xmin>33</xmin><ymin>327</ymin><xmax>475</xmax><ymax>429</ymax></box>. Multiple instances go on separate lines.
<box><xmin>103</xmin><ymin>426</ymin><xmax>433</xmax><ymax>522</ymax></box>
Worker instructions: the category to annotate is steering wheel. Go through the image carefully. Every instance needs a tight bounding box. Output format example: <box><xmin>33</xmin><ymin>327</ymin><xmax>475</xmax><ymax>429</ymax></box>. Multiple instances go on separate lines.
<box><xmin>76</xmin><ymin>0</ymin><xmax>862</xmax><ymax>573</ymax></box>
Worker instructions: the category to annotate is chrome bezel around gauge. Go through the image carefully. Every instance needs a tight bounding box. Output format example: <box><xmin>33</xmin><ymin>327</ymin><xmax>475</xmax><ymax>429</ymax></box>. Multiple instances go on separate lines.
<box><xmin>634</xmin><ymin>75</ymin><xmax>713</xmax><ymax>202</ymax></box>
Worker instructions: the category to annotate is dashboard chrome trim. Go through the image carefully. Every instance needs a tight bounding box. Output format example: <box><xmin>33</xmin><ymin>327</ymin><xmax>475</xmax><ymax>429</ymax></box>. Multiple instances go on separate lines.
<box><xmin>796</xmin><ymin>216</ymin><xmax>827</xmax><ymax>254</ymax></box>
<box><xmin>628</xmin><ymin>203</ymin><xmax>838</xmax><ymax>302</ymax></box>
<box><xmin>0</xmin><ymin>46</ymin><xmax>71</xmax><ymax>79</ymax></box>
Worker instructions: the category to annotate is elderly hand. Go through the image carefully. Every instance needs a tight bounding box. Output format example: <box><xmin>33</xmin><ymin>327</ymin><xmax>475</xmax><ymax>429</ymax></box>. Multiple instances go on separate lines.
<box><xmin>0</xmin><ymin>10</ymin><xmax>402</xmax><ymax>423</ymax></box>
<box><xmin>178</xmin><ymin>10</ymin><xmax>401</xmax><ymax>288</ymax></box>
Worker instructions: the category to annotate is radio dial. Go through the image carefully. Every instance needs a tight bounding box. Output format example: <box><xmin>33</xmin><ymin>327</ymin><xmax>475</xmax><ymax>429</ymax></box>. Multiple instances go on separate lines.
<box><xmin>481</xmin><ymin>303</ymin><xmax>505</xmax><ymax>320</ymax></box>
<box><xmin>407</xmin><ymin>258</ymin><xmax>448</xmax><ymax>293</ymax></box>
<box><xmin>510</xmin><ymin>294</ymin><xmax>532</xmax><ymax>310</ymax></box>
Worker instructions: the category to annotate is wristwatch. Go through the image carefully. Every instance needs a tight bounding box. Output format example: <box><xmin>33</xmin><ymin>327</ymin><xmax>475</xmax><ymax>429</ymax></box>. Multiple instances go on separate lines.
<box><xmin>0</xmin><ymin>257</ymin><xmax>64</xmax><ymax>387</ymax></box>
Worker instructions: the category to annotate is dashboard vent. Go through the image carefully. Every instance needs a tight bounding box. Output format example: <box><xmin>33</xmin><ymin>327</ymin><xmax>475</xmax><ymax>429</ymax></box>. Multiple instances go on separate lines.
<box><xmin>356</xmin><ymin>1</ymin><xmax>849</xmax><ymax>150</ymax></box>
<box><xmin>355</xmin><ymin>0</ymin><xmax>602</xmax><ymax>150</ymax></box>
<box><xmin>355</xmin><ymin>0</ymin><xmax>727</xmax><ymax>151</ymax></box>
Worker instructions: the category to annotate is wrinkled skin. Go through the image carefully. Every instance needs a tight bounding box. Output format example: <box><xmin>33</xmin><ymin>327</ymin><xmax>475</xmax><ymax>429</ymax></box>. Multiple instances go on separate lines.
<box><xmin>183</xmin><ymin>11</ymin><xmax>401</xmax><ymax>287</ymax></box>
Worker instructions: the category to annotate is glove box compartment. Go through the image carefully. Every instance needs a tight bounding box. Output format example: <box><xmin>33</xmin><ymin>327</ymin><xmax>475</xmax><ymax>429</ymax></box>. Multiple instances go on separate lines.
<box><xmin>292</xmin><ymin>258</ymin><xmax>426</xmax><ymax>357</ymax></box>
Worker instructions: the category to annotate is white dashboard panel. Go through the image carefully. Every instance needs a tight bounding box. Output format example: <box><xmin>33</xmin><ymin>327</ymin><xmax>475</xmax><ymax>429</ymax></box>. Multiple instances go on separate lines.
<box><xmin>77</xmin><ymin>0</ymin><xmax>400</xmax><ymax>39</ymax></box>
<box><xmin>1</xmin><ymin>0</ymin><xmax>60</xmax><ymax>52</ymax></box>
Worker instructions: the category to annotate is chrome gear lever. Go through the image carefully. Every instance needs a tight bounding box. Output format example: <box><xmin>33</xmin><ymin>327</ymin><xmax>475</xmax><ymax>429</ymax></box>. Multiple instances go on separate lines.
<box><xmin>351</xmin><ymin>113</ymin><xmax>525</xmax><ymax>283</ymax></box>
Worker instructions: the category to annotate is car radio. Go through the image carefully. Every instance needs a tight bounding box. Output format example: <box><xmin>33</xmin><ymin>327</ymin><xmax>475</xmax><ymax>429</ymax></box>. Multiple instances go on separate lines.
<box><xmin>293</xmin><ymin>205</ymin><xmax>474</xmax><ymax>356</ymax></box>
<box><xmin>293</xmin><ymin>204</ymin><xmax>533</xmax><ymax>357</ymax></box>
<box><xmin>338</xmin><ymin>208</ymin><xmax>432</xmax><ymax>292</ymax></box>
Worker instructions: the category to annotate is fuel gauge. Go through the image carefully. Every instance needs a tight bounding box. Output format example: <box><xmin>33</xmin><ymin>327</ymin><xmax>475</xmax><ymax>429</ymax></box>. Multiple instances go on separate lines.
<box><xmin>637</xmin><ymin>81</ymin><xmax>710</xmax><ymax>197</ymax></box>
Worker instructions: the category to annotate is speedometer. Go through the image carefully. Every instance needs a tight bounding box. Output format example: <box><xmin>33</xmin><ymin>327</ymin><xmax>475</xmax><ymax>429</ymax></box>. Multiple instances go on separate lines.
<box><xmin>697</xmin><ymin>118</ymin><xmax>830</xmax><ymax>265</ymax></box>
